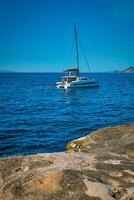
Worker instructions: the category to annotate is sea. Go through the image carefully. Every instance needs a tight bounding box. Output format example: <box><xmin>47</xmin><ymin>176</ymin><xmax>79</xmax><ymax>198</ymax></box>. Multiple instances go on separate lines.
<box><xmin>0</xmin><ymin>72</ymin><xmax>134</xmax><ymax>157</ymax></box>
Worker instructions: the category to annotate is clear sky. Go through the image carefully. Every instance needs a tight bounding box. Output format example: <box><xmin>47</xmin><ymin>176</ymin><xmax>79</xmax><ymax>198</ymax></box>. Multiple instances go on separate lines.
<box><xmin>0</xmin><ymin>0</ymin><xmax>134</xmax><ymax>72</ymax></box>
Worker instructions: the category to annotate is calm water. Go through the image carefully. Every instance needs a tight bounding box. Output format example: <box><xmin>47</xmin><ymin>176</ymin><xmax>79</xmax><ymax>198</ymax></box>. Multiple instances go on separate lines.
<box><xmin>0</xmin><ymin>73</ymin><xmax>134</xmax><ymax>157</ymax></box>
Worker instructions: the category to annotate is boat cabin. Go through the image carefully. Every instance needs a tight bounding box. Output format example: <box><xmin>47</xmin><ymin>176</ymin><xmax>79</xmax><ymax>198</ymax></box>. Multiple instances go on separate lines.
<box><xmin>62</xmin><ymin>68</ymin><xmax>79</xmax><ymax>83</ymax></box>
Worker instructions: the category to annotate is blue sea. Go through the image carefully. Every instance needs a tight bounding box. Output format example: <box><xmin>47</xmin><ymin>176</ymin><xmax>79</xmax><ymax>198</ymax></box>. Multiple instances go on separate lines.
<box><xmin>0</xmin><ymin>73</ymin><xmax>134</xmax><ymax>157</ymax></box>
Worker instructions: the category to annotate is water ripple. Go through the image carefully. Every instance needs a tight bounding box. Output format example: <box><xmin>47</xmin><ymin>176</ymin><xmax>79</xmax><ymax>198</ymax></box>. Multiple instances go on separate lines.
<box><xmin>0</xmin><ymin>73</ymin><xmax>134</xmax><ymax>157</ymax></box>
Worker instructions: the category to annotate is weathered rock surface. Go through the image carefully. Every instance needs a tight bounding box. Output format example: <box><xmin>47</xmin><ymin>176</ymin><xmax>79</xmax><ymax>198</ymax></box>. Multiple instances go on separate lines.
<box><xmin>0</xmin><ymin>124</ymin><xmax>134</xmax><ymax>200</ymax></box>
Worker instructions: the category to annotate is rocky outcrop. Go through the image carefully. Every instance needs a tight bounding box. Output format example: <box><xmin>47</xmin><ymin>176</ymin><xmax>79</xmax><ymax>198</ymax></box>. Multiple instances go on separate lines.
<box><xmin>0</xmin><ymin>124</ymin><xmax>134</xmax><ymax>200</ymax></box>
<box><xmin>114</xmin><ymin>66</ymin><xmax>134</xmax><ymax>73</ymax></box>
<box><xmin>123</xmin><ymin>67</ymin><xmax>134</xmax><ymax>73</ymax></box>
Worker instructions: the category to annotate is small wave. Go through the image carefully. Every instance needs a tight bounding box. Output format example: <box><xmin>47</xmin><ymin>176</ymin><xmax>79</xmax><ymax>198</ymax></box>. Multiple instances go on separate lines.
<box><xmin>4</xmin><ymin>129</ymin><xmax>32</xmax><ymax>135</ymax></box>
<box><xmin>0</xmin><ymin>144</ymin><xmax>17</xmax><ymax>152</ymax></box>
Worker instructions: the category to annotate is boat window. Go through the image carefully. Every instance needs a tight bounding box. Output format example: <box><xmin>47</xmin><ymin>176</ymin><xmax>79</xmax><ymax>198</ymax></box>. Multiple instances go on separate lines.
<box><xmin>64</xmin><ymin>71</ymin><xmax>78</xmax><ymax>77</ymax></box>
<box><xmin>68</xmin><ymin>77</ymin><xmax>77</xmax><ymax>83</ymax></box>
<box><xmin>80</xmin><ymin>77</ymin><xmax>88</xmax><ymax>80</ymax></box>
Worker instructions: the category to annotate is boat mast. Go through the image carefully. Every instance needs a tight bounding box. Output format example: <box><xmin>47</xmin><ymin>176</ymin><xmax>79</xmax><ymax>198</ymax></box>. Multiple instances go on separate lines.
<box><xmin>74</xmin><ymin>23</ymin><xmax>80</xmax><ymax>76</ymax></box>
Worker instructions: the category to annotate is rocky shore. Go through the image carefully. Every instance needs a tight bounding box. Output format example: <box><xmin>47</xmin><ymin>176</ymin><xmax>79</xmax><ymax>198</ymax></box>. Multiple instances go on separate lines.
<box><xmin>0</xmin><ymin>124</ymin><xmax>134</xmax><ymax>200</ymax></box>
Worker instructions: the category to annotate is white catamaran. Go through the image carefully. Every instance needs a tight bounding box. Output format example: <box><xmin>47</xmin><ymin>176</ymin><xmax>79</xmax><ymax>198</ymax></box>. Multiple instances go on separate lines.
<box><xmin>56</xmin><ymin>23</ymin><xmax>99</xmax><ymax>89</ymax></box>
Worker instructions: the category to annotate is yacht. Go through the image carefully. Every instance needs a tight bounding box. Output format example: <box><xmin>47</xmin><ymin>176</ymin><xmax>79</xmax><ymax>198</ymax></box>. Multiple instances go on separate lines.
<box><xmin>56</xmin><ymin>23</ymin><xmax>99</xmax><ymax>89</ymax></box>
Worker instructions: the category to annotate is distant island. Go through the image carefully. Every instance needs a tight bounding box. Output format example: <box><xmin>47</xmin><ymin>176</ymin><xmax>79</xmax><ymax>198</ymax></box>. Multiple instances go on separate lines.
<box><xmin>0</xmin><ymin>70</ymin><xmax>17</xmax><ymax>73</ymax></box>
<box><xmin>114</xmin><ymin>66</ymin><xmax>134</xmax><ymax>73</ymax></box>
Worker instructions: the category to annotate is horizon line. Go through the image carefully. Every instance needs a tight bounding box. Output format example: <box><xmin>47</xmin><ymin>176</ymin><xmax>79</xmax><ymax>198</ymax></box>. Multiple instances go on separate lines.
<box><xmin>0</xmin><ymin>71</ymin><xmax>114</xmax><ymax>73</ymax></box>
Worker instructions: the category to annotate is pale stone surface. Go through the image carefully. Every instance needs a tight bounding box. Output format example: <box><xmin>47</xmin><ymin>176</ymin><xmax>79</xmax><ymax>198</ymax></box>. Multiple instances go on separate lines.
<box><xmin>84</xmin><ymin>180</ymin><xmax>114</xmax><ymax>200</ymax></box>
<box><xmin>0</xmin><ymin>124</ymin><xmax>134</xmax><ymax>200</ymax></box>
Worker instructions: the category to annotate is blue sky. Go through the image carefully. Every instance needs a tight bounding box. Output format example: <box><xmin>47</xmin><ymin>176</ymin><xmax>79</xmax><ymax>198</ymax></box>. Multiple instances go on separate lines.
<box><xmin>0</xmin><ymin>0</ymin><xmax>134</xmax><ymax>72</ymax></box>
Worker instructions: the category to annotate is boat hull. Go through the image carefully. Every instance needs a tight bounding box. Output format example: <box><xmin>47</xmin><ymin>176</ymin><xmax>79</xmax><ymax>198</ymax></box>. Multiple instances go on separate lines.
<box><xmin>56</xmin><ymin>79</ymin><xmax>99</xmax><ymax>89</ymax></box>
<box><xmin>69</xmin><ymin>82</ymin><xmax>99</xmax><ymax>88</ymax></box>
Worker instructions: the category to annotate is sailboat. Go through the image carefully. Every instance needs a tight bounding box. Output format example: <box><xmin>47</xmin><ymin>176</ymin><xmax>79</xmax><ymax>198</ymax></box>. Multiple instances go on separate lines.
<box><xmin>56</xmin><ymin>23</ymin><xmax>99</xmax><ymax>89</ymax></box>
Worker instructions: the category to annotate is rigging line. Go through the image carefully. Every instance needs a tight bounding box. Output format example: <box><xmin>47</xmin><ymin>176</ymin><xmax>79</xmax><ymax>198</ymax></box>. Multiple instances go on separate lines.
<box><xmin>74</xmin><ymin>23</ymin><xmax>80</xmax><ymax>76</ymax></box>
<box><xmin>78</xmin><ymin>37</ymin><xmax>91</xmax><ymax>73</ymax></box>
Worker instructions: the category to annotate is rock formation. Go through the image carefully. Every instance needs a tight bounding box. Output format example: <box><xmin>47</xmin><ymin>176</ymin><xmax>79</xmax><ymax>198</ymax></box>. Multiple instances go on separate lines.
<box><xmin>0</xmin><ymin>124</ymin><xmax>134</xmax><ymax>200</ymax></box>
<box><xmin>114</xmin><ymin>66</ymin><xmax>134</xmax><ymax>73</ymax></box>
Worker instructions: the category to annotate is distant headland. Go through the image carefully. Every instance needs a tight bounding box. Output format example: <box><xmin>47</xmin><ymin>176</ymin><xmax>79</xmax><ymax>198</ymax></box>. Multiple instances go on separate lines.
<box><xmin>0</xmin><ymin>70</ymin><xmax>17</xmax><ymax>73</ymax></box>
<box><xmin>114</xmin><ymin>66</ymin><xmax>134</xmax><ymax>73</ymax></box>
